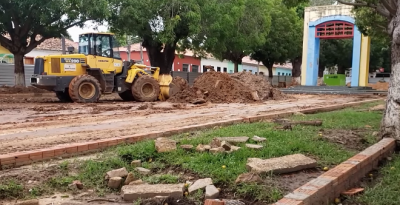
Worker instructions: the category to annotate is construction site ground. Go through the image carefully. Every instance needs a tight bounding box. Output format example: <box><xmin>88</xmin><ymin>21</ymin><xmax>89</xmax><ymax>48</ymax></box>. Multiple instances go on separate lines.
<box><xmin>0</xmin><ymin>92</ymin><xmax>382</xmax><ymax>155</ymax></box>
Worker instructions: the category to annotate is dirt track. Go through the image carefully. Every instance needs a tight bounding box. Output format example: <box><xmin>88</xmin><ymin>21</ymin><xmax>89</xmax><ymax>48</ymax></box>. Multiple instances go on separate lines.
<box><xmin>0</xmin><ymin>93</ymin><xmax>382</xmax><ymax>154</ymax></box>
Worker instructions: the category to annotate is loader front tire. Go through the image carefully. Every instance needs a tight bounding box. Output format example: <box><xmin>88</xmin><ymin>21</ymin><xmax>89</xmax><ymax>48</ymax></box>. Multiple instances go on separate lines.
<box><xmin>118</xmin><ymin>90</ymin><xmax>135</xmax><ymax>101</ymax></box>
<box><xmin>69</xmin><ymin>75</ymin><xmax>101</xmax><ymax>103</ymax></box>
<box><xmin>131</xmin><ymin>75</ymin><xmax>160</xmax><ymax>102</ymax></box>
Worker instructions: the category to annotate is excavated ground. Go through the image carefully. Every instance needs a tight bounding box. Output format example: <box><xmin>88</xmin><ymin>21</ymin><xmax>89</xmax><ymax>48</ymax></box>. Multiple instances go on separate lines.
<box><xmin>0</xmin><ymin>91</ymin><xmax>383</xmax><ymax>155</ymax></box>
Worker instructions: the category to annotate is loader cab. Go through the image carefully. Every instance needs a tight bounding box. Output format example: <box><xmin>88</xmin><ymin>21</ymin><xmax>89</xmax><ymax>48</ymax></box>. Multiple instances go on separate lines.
<box><xmin>78</xmin><ymin>33</ymin><xmax>121</xmax><ymax>60</ymax></box>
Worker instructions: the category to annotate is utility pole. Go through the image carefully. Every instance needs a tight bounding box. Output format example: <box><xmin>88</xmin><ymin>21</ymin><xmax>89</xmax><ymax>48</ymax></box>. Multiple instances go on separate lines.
<box><xmin>139</xmin><ymin>39</ymin><xmax>144</xmax><ymax>63</ymax></box>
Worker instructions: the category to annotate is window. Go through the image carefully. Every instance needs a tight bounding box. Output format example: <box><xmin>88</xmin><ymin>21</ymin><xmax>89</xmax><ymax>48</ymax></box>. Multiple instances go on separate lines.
<box><xmin>182</xmin><ymin>64</ymin><xmax>189</xmax><ymax>72</ymax></box>
<box><xmin>217</xmin><ymin>67</ymin><xmax>221</xmax><ymax>72</ymax></box>
<box><xmin>78</xmin><ymin>35</ymin><xmax>89</xmax><ymax>55</ymax></box>
<box><xmin>278</xmin><ymin>72</ymin><xmax>280</xmax><ymax>76</ymax></box>
<box><xmin>289</xmin><ymin>73</ymin><xmax>292</xmax><ymax>76</ymax></box>
<box><xmin>203</xmin><ymin>66</ymin><xmax>208</xmax><ymax>72</ymax></box>
<box><xmin>223</xmin><ymin>67</ymin><xmax>227</xmax><ymax>72</ymax></box>
<box><xmin>111</xmin><ymin>35</ymin><xmax>121</xmax><ymax>59</ymax></box>
<box><xmin>95</xmin><ymin>35</ymin><xmax>112</xmax><ymax>58</ymax></box>
<box><xmin>192</xmin><ymin>65</ymin><xmax>199</xmax><ymax>73</ymax></box>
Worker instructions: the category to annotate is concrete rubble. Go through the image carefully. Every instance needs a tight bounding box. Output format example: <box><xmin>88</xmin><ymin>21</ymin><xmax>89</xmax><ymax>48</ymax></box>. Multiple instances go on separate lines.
<box><xmin>210</xmin><ymin>147</ymin><xmax>225</xmax><ymax>154</ymax></box>
<box><xmin>15</xmin><ymin>199</ymin><xmax>39</xmax><ymax>205</ymax></box>
<box><xmin>245</xmin><ymin>144</ymin><xmax>263</xmax><ymax>150</ymax></box>
<box><xmin>180</xmin><ymin>144</ymin><xmax>194</xmax><ymax>150</ymax></box>
<box><xmin>205</xmin><ymin>185</ymin><xmax>220</xmax><ymax>199</ymax></box>
<box><xmin>155</xmin><ymin>137</ymin><xmax>177</xmax><ymax>153</ymax></box>
<box><xmin>216</xmin><ymin>137</ymin><xmax>249</xmax><ymax>144</ymax></box>
<box><xmin>105</xmin><ymin>167</ymin><xmax>128</xmax><ymax>180</ymax></box>
<box><xmin>108</xmin><ymin>177</ymin><xmax>123</xmax><ymax>189</ymax></box>
<box><xmin>246</xmin><ymin>154</ymin><xmax>317</xmax><ymax>174</ymax></box>
<box><xmin>124</xmin><ymin>172</ymin><xmax>135</xmax><ymax>185</ymax></box>
<box><xmin>129</xmin><ymin>179</ymin><xmax>145</xmax><ymax>185</ymax></box>
<box><xmin>235</xmin><ymin>173</ymin><xmax>263</xmax><ymax>184</ymax></box>
<box><xmin>131</xmin><ymin>160</ymin><xmax>142</xmax><ymax>167</ymax></box>
<box><xmin>121</xmin><ymin>183</ymin><xmax>185</xmax><ymax>201</ymax></box>
<box><xmin>188</xmin><ymin>178</ymin><xmax>213</xmax><ymax>193</ymax></box>
<box><xmin>252</xmin><ymin>135</ymin><xmax>267</xmax><ymax>142</ymax></box>
<box><xmin>136</xmin><ymin>167</ymin><xmax>151</xmax><ymax>175</ymax></box>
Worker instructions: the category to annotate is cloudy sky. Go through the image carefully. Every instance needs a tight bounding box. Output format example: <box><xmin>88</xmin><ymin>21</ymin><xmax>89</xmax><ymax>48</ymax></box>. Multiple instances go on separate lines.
<box><xmin>67</xmin><ymin>21</ymin><xmax>109</xmax><ymax>42</ymax></box>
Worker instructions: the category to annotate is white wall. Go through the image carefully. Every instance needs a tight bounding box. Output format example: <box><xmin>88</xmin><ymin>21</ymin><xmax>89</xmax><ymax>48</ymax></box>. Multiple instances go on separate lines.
<box><xmin>200</xmin><ymin>58</ymin><xmax>229</xmax><ymax>73</ymax></box>
<box><xmin>26</xmin><ymin>49</ymin><xmax>62</xmax><ymax>58</ymax></box>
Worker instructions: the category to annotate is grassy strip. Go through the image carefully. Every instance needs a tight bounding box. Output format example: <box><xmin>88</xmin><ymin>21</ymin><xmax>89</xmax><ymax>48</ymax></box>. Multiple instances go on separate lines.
<box><xmin>0</xmin><ymin>101</ymin><xmax>384</xmax><ymax>203</ymax></box>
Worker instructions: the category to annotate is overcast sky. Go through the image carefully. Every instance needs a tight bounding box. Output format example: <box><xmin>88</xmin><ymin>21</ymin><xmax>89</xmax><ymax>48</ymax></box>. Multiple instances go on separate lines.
<box><xmin>67</xmin><ymin>21</ymin><xmax>109</xmax><ymax>42</ymax></box>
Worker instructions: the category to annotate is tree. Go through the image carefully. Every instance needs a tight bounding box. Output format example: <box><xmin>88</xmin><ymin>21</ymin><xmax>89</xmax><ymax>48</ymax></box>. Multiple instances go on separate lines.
<box><xmin>108</xmin><ymin>0</ymin><xmax>208</xmax><ymax>74</ymax></box>
<box><xmin>0</xmin><ymin>0</ymin><xmax>110</xmax><ymax>86</ymax></box>
<box><xmin>336</xmin><ymin>0</ymin><xmax>400</xmax><ymax>139</ymax></box>
<box><xmin>201</xmin><ymin>0</ymin><xmax>272</xmax><ymax>73</ymax></box>
<box><xmin>250</xmin><ymin>0</ymin><xmax>302</xmax><ymax>80</ymax></box>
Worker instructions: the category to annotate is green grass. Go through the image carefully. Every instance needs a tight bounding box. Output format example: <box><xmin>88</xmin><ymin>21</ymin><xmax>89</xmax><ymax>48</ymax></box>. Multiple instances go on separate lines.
<box><xmin>348</xmin><ymin>154</ymin><xmax>400</xmax><ymax>205</ymax></box>
<box><xmin>0</xmin><ymin>101</ymin><xmax>385</xmax><ymax>203</ymax></box>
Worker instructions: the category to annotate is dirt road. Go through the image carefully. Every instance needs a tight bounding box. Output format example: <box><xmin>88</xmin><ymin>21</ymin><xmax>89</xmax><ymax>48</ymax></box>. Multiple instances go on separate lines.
<box><xmin>0</xmin><ymin>93</ymin><xmax>381</xmax><ymax>154</ymax></box>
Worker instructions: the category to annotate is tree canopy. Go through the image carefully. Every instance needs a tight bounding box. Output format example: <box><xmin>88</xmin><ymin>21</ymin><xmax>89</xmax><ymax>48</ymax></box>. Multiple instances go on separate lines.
<box><xmin>0</xmin><ymin>0</ymin><xmax>110</xmax><ymax>85</ymax></box>
<box><xmin>250</xmin><ymin>0</ymin><xmax>303</xmax><ymax>78</ymax></box>
<box><xmin>200</xmin><ymin>0</ymin><xmax>272</xmax><ymax>72</ymax></box>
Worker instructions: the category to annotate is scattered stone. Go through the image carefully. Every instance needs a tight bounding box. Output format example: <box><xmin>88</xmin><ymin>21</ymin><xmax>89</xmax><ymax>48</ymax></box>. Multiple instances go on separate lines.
<box><xmin>210</xmin><ymin>147</ymin><xmax>225</xmax><ymax>154</ymax></box>
<box><xmin>372</xmin><ymin>131</ymin><xmax>379</xmax><ymax>137</ymax></box>
<box><xmin>246</xmin><ymin>154</ymin><xmax>317</xmax><ymax>174</ymax></box>
<box><xmin>196</xmin><ymin>144</ymin><xmax>206</xmax><ymax>152</ymax></box>
<box><xmin>204</xmin><ymin>145</ymin><xmax>212</xmax><ymax>150</ymax></box>
<box><xmin>131</xmin><ymin>160</ymin><xmax>142</xmax><ymax>167</ymax></box>
<box><xmin>221</xmin><ymin>141</ymin><xmax>232</xmax><ymax>151</ymax></box>
<box><xmin>341</xmin><ymin>188</ymin><xmax>364</xmax><ymax>196</ymax></box>
<box><xmin>125</xmin><ymin>173</ymin><xmax>136</xmax><ymax>185</ymax></box>
<box><xmin>369</xmin><ymin>104</ymin><xmax>385</xmax><ymax>112</ymax></box>
<box><xmin>231</xmin><ymin>146</ymin><xmax>241</xmax><ymax>151</ymax></box>
<box><xmin>129</xmin><ymin>179</ymin><xmax>145</xmax><ymax>185</ymax></box>
<box><xmin>108</xmin><ymin>177</ymin><xmax>123</xmax><ymax>189</ymax></box>
<box><xmin>188</xmin><ymin>178</ymin><xmax>213</xmax><ymax>193</ymax></box>
<box><xmin>16</xmin><ymin>199</ymin><xmax>39</xmax><ymax>205</ymax></box>
<box><xmin>216</xmin><ymin>137</ymin><xmax>249</xmax><ymax>144</ymax></box>
<box><xmin>252</xmin><ymin>136</ymin><xmax>267</xmax><ymax>142</ymax></box>
<box><xmin>121</xmin><ymin>184</ymin><xmax>185</xmax><ymax>201</ymax></box>
<box><xmin>205</xmin><ymin>185</ymin><xmax>220</xmax><ymax>199</ymax></box>
<box><xmin>105</xmin><ymin>167</ymin><xmax>128</xmax><ymax>180</ymax></box>
<box><xmin>235</xmin><ymin>173</ymin><xmax>263</xmax><ymax>184</ymax></box>
<box><xmin>210</xmin><ymin>138</ymin><xmax>222</xmax><ymax>148</ymax></box>
<box><xmin>155</xmin><ymin>137</ymin><xmax>177</xmax><ymax>153</ymax></box>
<box><xmin>136</xmin><ymin>167</ymin><xmax>151</xmax><ymax>175</ymax></box>
<box><xmin>245</xmin><ymin>144</ymin><xmax>263</xmax><ymax>150</ymax></box>
<box><xmin>68</xmin><ymin>183</ymin><xmax>79</xmax><ymax>192</ymax></box>
<box><xmin>73</xmin><ymin>180</ymin><xmax>83</xmax><ymax>190</ymax></box>
<box><xmin>180</xmin><ymin>144</ymin><xmax>194</xmax><ymax>150</ymax></box>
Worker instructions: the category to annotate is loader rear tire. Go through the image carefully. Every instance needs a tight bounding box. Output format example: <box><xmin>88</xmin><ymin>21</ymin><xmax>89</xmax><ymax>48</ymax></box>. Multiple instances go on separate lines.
<box><xmin>131</xmin><ymin>75</ymin><xmax>160</xmax><ymax>102</ymax></box>
<box><xmin>118</xmin><ymin>90</ymin><xmax>135</xmax><ymax>101</ymax></box>
<box><xmin>68</xmin><ymin>74</ymin><xmax>101</xmax><ymax>103</ymax></box>
<box><xmin>55</xmin><ymin>90</ymin><xmax>72</xmax><ymax>102</ymax></box>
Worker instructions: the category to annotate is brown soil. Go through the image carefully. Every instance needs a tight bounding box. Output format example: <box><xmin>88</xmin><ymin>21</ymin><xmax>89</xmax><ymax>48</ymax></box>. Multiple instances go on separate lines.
<box><xmin>322</xmin><ymin>129</ymin><xmax>371</xmax><ymax>151</ymax></box>
<box><xmin>169</xmin><ymin>71</ymin><xmax>286</xmax><ymax>104</ymax></box>
<box><xmin>0</xmin><ymin>85</ymin><xmax>50</xmax><ymax>94</ymax></box>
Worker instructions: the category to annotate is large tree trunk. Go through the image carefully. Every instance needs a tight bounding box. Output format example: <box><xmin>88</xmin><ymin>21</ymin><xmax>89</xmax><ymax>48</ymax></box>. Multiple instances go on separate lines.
<box><xmin>337</xmin><ymin>65</ymin><xmax>346</xmax><ymax>74</ymax></box>
<box><xmin>380</xmin><ymin>37</ymin><xmax>400</xmax><ymax>139</ymax></box>
<box><xmin>14</xmin><ymin>53</ymin><xmax>25</xmax><ymax>87</ymax></box>
<box><xmin>142</xmin><ymin>40</ymin><xmax>176</xmax><ymax>74</ymax></box>
<box><xmin>291</xmin><ymin>56</ymin><xmax>302</xmax><ymax>85</ymax></box>
<box><xmin>234</xmin><ymin>62</ymin><xmax>239</xmax><ymax>73</ymax></box>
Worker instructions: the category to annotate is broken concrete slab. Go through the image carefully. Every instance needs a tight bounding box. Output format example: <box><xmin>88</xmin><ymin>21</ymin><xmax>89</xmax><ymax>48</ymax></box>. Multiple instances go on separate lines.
<box><xmin>131</xmin><ymin>160</ymin><xmax>142</xmax><ymax>167</ymax></box>
<box><xmin>180</xmin><ymin>144</ymin><xmax>194</xmax><ymax>150</ymax></box>
<box><xmin>105</xmin><ymin>167</ymin><xmax>128</xmax><ymax>180</ymax></box>
<box><xmin>124</xmin><ymin>173</ymin><xmax>135</xmax><ymax>185</ymax></box>
<box><xmin>210</xmin><ymin>147</ymin><xmax>225</xmax><ymax>154</ymax></box>
<box><xmin>216</xmin><ymin>137</ymin><xmax>249</xmax><ymax>144</ymax></box>
<box><xmin>246</xmin><ymin>144</ymin><xmax>263</xmax><ymax>150</ymax></box>
<box><xmin>204</xmin><ymin>145</ymin><xmax>211</xmax><ymax>150</ymax></box>
<box><xmin>252</xmin><ymin>136</ymin><xmax>267</xmax><ymax>142</ymax></box>
<box><xmin>246</xmin><ymin>154</ymin><xmax>317</xmax><ymax>174</ymax></box>
<box><xmin>188</xmin><ymin>178</ymin><xmax>213</xmax><ymax>193</ymax></box>
<box><xmin>129</xmin><ymin>179</ymin><xmax>145</xmax><ymax>185</ymax></box>
<box><xmin>155</xmin><ymin>137</ymin><xmax>177</xmax><ymax>153</ymax></box>
<box><xmin>121</xmin><ymin>184</ymin><xmax>185</xmax><ymax>201</ymax></box>
<box><xmin>231</xmin><ymin>146</ymin><xmax>241</xmax><ymax>151</ymax></box>
<box><xmin>221</xmin><ymin>141</ymin><xmax>232</xmax><ymax>151</ymax></box>
<box><xmin>235</xmin><ymin>173</ymin><xmax>263</xmax><ymax>184</ymax></box>
<box><xmin>136</xmin><ymin>167</ymin><xmax>151</xmax><ymax>175</ymax></box>
<box><xmin>108</xmin><ymin>177</ymin><xmax>123</xmax><ymax>189</ymax></box>
<box><xmin>196</xmin><ymin>144</ymin><xmax>206</xmax><ymax>152</ymax></box>
<box><xmin>205</xmin><ymin>185</ymin><xmax>220</xmax><ymax>199</ymax></box>
<box><xmin>210</xmin><ymin>138</ymin><xmax>222</xmax><ymax>148</ymax></box>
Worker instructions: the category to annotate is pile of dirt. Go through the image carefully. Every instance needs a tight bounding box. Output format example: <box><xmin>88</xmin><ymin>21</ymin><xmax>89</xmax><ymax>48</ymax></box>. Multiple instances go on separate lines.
<box><xmin>0</xmin><ymin>85</ymin><xmax>50</xmax><ymax>94</ymax></box>
<box><xmin>168</xmin><ymin>71</ymin><xmax>285</xmax><ymax>103</ymax></box>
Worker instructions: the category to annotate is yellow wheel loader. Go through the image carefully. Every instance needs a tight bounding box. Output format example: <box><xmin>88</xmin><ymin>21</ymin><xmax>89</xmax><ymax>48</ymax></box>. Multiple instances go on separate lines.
<box><xmin>30</xmin><ymin>32</ymin><xmax>174</xmax><ymax>103</ymax></box>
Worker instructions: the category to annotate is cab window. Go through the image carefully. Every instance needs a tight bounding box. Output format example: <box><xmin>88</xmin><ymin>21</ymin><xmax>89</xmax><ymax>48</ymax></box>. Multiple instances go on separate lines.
<box><xmin>96</xmin><ymin>35</ymin><xmax>112</xmax><ymax>58</ymax></box>
<box><xmin>111</xmin><ymin>36</ymin><xmax>121</xmax><ymax>59</ymax></box>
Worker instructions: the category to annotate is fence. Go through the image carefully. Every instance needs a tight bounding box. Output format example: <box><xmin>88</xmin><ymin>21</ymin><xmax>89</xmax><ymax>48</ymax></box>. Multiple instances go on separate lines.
<box><xmin>0</xmin><ymin>64</ymin><xmax>34</xmax><ymax>86</ymax></box>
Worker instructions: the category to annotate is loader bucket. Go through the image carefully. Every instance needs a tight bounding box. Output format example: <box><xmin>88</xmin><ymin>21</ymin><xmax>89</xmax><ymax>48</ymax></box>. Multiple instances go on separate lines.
<box><xmin>158</xmin><ymin>74</ymin><xmax>173</xmax><ymax>101</ymax></box>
